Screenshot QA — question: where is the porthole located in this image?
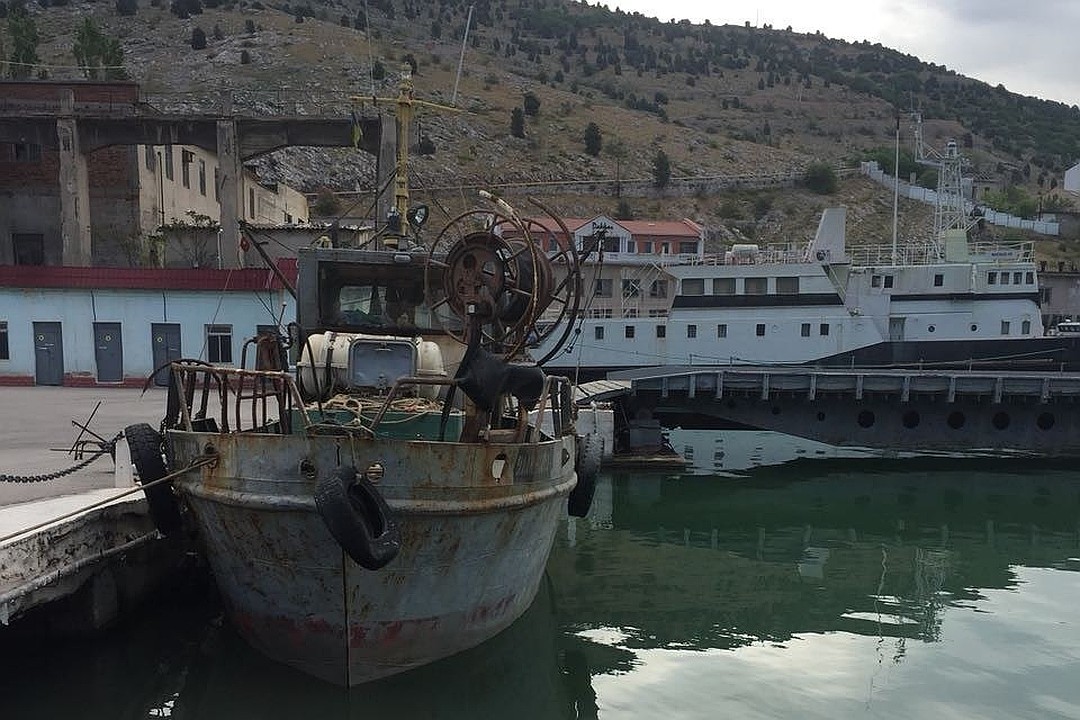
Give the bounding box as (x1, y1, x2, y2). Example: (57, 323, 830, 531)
(928, 325, 936, 333)
(902, 410, 920, 428)
(992, 412, 1010, 430)
(970, 324, 978, 332)
(857, 410, 875, 428)
(1037, 412, 1055, 430)
(947, 411, 965, 429)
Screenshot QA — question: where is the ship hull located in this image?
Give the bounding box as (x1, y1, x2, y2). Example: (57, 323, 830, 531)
(169, 430, 575, 686)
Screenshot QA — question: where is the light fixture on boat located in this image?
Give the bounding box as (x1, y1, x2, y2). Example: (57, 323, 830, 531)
(363, 462, 385, 483)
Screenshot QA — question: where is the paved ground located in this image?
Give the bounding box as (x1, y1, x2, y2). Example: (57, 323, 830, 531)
(0, 387, 168, 507)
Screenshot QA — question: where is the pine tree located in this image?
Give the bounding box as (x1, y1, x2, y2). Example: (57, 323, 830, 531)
(510, 107, 525, 139)
(583, 122, 602, 156)
(652, 149, 671, 188)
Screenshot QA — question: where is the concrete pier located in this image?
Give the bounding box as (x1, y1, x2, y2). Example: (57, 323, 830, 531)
(0, 387, 173, 628)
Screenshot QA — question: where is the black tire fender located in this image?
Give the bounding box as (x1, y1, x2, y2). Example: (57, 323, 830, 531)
(124, 423, 183, 537)
(568, 434, 600, 518)
(314, 466, 401, 570)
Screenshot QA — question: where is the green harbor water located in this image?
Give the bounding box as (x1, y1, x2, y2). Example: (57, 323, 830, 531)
(3, 430, 1080, 719)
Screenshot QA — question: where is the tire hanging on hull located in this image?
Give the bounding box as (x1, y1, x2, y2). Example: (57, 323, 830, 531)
(314, 466, 401, 570)
(124, 423, 184, 537)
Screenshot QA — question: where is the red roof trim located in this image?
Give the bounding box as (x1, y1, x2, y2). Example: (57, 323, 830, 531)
(0, 264, 298, 291)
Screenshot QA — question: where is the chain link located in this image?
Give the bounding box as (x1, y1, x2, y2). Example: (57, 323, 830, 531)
(0, 451, 110, 484)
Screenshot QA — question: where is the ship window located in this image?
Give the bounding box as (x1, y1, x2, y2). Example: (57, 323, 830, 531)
(1001, 273, 1010, 285)
(820, 323, 829, 336)
(745, 277, 768, 295)
(624, 308, 638, 319)
(988, 271, 997, 285)
(717, 323, 727, 338)
(0, 321, 8, 360)
(206, 324, 233, 364)
(649, 309, 668, 318)
(621, 279, 641, 298)
(1013, 272, 1022, 285)
(1025, 271, 1034, 284)
(776, 276, 799, 294)
(649, 279, 668, 298)
(594, 279, 613, 297)
(687, 324, 697, 338)
(682, 278, 705, 295)
(625, 325, 635, 339)
(756, 323, 766, 337)
(1022, 319, 1031, 334)
(871, 274, 882, 288)
(971, 324, 978, 332)
(712, 278, 735, 295)
(801, 323, 811, 337)
(933, 273, 944, 287)
(928, 325, 936, 332)
(1001, 320, 1010, 335)
(594, 326, 605, 340)
(657, 325, 666, 338)
(679, 241, 698, 255)
(884, 275, 894, 288)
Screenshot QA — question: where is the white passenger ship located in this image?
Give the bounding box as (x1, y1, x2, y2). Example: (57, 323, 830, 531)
(532, 208, 1077, 381)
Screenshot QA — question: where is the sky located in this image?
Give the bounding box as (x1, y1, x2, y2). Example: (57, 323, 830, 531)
(607, 1, 1080, 107)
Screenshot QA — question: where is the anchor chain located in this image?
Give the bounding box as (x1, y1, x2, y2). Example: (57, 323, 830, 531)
(0, 450, 110, 484)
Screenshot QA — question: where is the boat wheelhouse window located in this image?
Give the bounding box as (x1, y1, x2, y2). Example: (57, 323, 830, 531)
(594, 326, 605, 340)
(656, 325, 666, 338)
(207, 325, 233, 364)
(649, 279, 668, 298)
(801, 323, 811, 337)
(988, 271, 997, 284)
(1000, 273, 1010, 285)
(649, 309, 668, 318)
(933, 273, 944, 287)
(625, 325, 635, 339)
(776, 276, 799, 294)
(1013, 272, 1022, 285)
(622, 279, 641, 298)
(712, 277, 736, 295)
(884, 275, 894, 288)
(682, 278, 705, 295)
(1001, 321, 1010, 335)
(872, 274, 882, 288)
(717, 323, 727, 338)
(1026, 271, 1034, 284)
(679, 241, 698, 255)
(0, 320, 8, 360)
(687, 324, 697, 338)
(624, 308, 639, 319)
(744, 277, 768, 295)
(321, 267, 439, 332)
(820, 323, 829, 336)
(589, 308, 613, 319)
(756, 323, 765, 337)
(594, 279, 613, 297)
(1022, 319, 1031, 334)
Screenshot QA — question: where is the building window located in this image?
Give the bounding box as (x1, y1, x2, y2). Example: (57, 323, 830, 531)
(198, 159, 207, 196)
(988, 271, 997, 285)
(717, 323, 727, 338)
(0, 321, 8, 360)
(207, 324, 233, 363)
(589, 309, 613, 319)
(625, 325, 635, 339)
(12, 234, 45, 266)
(820, 323, 830, 336)
(682, 278, 705, 295)
(144, 145, 155, 171)
(1022, 319, 1031, 334)
(9, 143, 42, 162)
(1001, 320, 1010, 336)
(249, 187, 256, 218)
(687, 324, 697, 338)
(744, 277, 768, 295)
(164, 146, 174, 180)
(594, 279, 612, 297)
(181, 150, 193, 188)
(883, 275, 894, 289)
(649, 279, 668, 298)
(601, 236, 621, 254)
(776, 276, 799, 294)
(642, 241, 652, 254)
(214, 168, 220, 201)
(679, 241, 698, 255)
(933, 273, 944, 287)
(756, 323, 765, 337)
(622, 279, 641, 298)
(660, 242, 669, 254)
(594, 326, 605, 340)
(801, 323, 811, 337)
(1025, 272, 1034, 284)
(712, 277, 735, 295)
(656, 325, 666, 338)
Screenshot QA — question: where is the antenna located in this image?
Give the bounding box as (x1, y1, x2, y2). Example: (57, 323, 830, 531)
(362, 0, 375, 95)
(891, 112, 900, 265)
(452, 4, 475, 106)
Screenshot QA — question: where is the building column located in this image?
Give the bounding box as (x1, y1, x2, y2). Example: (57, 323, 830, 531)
(57, 90, 92, 266)
(216, 115, 242, 268)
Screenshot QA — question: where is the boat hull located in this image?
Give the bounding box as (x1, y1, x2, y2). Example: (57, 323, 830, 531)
(168, 430, 575, 686)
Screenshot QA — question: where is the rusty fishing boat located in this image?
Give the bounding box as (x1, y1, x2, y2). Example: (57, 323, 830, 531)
(125, 69, 593, 686)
